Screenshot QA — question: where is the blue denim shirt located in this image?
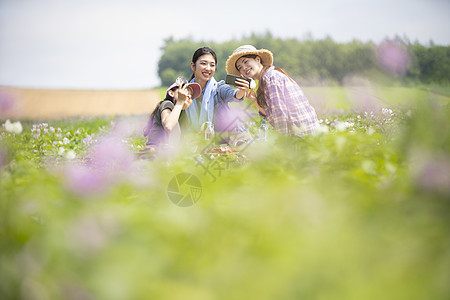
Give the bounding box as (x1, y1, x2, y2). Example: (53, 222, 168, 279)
(182, 80, 245, 132)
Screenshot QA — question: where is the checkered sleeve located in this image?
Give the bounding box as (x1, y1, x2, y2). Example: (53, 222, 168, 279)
(263, 68, 319, 136)
(263, 73, 290, 134)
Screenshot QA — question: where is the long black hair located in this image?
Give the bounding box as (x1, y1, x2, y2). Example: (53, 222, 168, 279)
(189, 47, 218, 81)
(143, 86, 178, 137)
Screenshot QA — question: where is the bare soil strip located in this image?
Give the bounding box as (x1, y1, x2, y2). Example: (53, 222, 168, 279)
(1, 87, 161, 120)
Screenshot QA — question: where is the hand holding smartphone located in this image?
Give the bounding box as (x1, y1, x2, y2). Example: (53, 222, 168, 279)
(225, 74, 255, 89)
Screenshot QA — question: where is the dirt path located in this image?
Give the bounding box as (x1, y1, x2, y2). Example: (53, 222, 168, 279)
(1, 87, 161, 120)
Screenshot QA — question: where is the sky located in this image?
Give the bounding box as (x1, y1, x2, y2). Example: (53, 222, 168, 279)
(0, 0, 449, 90)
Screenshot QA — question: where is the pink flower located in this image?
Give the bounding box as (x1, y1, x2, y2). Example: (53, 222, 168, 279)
(0, 92, 14, 112)
(64, 163, 109, 196)
(215, 105, 252, 132)
(411, 150, 450, 196)
(87, 136, 134, 173)
(62, 135, 136, 197)
(377, 40, 410, 76)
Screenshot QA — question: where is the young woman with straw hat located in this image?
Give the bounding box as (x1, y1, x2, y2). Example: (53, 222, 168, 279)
(226, 45, 319, 136)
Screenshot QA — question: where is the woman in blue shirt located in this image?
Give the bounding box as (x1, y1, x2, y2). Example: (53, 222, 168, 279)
(180, 47, 250, 133)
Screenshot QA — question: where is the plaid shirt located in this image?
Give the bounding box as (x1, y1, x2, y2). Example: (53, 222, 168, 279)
(261, 66, 319, 136)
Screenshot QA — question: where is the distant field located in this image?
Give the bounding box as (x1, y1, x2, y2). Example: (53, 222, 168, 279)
(0, 86, 161, 120)
(303, 85, 450, 114)
(1, 85, 448, 120)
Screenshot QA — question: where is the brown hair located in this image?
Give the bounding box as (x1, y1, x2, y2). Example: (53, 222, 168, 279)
(238, 54, 290, 109)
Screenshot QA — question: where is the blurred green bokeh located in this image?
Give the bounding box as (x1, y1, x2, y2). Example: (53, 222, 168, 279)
(0, 88, 449, 300)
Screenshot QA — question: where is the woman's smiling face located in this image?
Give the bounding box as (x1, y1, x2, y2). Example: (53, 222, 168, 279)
(235, 56, 263, 80)
(191, 53, 216, 82)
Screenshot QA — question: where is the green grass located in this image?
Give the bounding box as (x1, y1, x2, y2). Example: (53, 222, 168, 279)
(302, 85, 450, 112)
(0, 86, 449, 299)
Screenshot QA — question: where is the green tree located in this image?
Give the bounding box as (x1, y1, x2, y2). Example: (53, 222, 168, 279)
(157, 33, 450, 87)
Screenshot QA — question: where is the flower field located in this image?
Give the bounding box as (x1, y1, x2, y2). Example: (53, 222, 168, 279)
(1, 87, 449, 299)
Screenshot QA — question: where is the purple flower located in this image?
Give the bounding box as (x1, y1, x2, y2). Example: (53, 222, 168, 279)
(64, 163, 109, 196)
(82, 134, 93, 145)
(62, 135, 136, 197)
(215, 106, 251, 132)
(377, 40, 410, 76)
(111, 116, 147, 138)
(411, 150, 450, 195)
(0, 91, 15, 117)
(88, 136, 134, 173)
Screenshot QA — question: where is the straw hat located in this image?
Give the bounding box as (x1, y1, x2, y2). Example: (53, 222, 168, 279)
(226, 45, 273, 76)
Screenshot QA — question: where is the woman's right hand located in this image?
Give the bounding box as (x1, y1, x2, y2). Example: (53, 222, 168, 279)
(235, 78, 250, 91)
(234, 78, 251, 100)
(177, 85, 193, 110)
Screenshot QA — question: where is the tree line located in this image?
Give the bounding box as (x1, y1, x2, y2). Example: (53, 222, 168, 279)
(157, 32, 450, 87)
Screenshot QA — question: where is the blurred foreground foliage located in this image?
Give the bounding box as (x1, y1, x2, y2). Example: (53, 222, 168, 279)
(1, 94, 449, 299)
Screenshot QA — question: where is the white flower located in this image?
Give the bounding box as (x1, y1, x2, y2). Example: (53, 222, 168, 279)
(382, 108, 393, 116)
(63, 137, 70, 145)
(3, 120, 22, 134)
(13, 121, 23, 134)
(66, 150, 76, 160)
(4, 120, 13, 132)
(314, 124, 329, 135)
(58, 147, 65, 155)
(335, 121, 348, 132)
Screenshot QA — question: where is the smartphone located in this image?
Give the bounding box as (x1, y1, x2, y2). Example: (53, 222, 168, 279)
(225, 74, 251, 86)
